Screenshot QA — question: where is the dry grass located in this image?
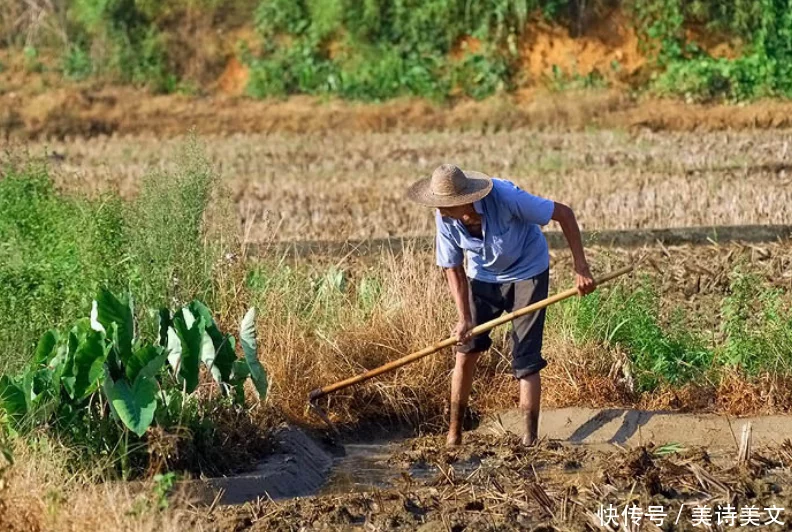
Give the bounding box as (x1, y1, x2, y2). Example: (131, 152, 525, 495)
(35, 128, 792, 244)
(0, 442, 200, 532)
(4, 127, 792, 528)
(245, 239, 792, 431)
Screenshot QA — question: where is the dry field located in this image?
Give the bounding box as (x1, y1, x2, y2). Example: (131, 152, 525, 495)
(255, 241, 792, 431)
(36, 128, 792, 243)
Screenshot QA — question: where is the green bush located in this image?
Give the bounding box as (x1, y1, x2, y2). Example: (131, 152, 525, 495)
(557, 270, 792, 391)
(61, 44, 94, 80)
(558, 277, 713, 392)
(69, 0, 176, 91)
(0, 140, 228, 374)
(246, 0, 565, 101)
(0, 158, 126, 374)
(126, 139, 219, 312)
(637, 0, 792, 101)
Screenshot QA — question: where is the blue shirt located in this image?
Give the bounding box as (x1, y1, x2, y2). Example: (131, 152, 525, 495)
(435, 178, 555, 283)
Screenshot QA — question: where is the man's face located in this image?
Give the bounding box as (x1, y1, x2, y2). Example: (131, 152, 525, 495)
(438, 204, 477, 223)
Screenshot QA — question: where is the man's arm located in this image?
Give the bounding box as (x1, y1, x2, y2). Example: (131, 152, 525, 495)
(550, 202, 596, 295)
(445, 265, 474, 343)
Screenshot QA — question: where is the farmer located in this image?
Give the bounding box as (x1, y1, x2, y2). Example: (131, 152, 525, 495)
(406, 164, 596, 447)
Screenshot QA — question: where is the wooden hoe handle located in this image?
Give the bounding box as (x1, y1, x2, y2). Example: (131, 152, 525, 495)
(308, 264, 634, 402)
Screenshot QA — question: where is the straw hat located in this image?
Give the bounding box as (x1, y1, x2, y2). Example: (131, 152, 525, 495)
(406, 164, 493, 207)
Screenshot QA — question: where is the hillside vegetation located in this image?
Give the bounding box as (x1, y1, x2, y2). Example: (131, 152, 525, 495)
(1, 0, 791, 103)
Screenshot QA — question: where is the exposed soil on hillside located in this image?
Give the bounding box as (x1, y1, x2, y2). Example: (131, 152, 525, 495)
(1, 6, 777, 141)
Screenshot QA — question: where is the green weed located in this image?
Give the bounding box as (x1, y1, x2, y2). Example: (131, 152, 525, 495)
(0, 288, 267, 479)
(246, 0, 566, 101)
(555, 276, 713, 392)
(0, 157, 126, 374)
(126, 138, 219, 313)
(720, 269, 792, 375)
(61, 44, 93, 81)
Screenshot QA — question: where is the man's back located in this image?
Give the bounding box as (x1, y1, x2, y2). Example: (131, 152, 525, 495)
(435, 178, 554, 283)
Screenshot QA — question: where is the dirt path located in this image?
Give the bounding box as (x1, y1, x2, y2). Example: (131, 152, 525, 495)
(485, 407, 792, 451)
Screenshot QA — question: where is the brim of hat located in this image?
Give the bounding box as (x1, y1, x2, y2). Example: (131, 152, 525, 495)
(405, 170, 493, 207)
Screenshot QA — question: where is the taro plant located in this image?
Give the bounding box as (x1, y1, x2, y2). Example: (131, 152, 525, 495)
(0, 289, 267, 439)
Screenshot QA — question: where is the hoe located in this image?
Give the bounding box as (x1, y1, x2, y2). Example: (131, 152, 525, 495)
(308, 264, 635, 433)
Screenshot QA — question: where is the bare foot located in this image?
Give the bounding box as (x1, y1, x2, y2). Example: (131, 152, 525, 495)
(521, 433, 537, 447)
(446, 431, 462, 447)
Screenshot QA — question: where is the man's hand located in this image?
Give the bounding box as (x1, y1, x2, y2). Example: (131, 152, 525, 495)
(454, 316, 475, 345)
(575, 263, 597, 296)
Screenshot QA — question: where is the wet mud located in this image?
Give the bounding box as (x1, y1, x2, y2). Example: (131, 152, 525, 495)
(210, 431, 792, 531)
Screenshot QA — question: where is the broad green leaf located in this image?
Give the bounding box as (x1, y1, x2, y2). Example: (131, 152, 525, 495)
(68, 318, 92, 348)
(90, 300, 105, 333)
(0, 376, 26, 424)
(188, 301, 235, 382)
(172, 311, 203, 393)
(95, 289, 135, 364)
(47, 344, 69, 378)
(103, 322, 123, 381)
(182, 307, 196, 328)
(187, 301, 216, 329)
(208, 333, 236, 384)
(126, 344, 168, 382)
(240, 308, 268, 400)
(62, 321, 92, 397)
(71, 329, 108, 399)
(103, 374, 157, 437)
(166, 326, 182, 371)
(33, 330, 59, 366)
(218, 335, 237, 381)
(21, 368, 59, 422)
(200, 330, 221, 383)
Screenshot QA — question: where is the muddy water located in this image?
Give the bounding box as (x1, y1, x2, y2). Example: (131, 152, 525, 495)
(321, 438, 482, 494)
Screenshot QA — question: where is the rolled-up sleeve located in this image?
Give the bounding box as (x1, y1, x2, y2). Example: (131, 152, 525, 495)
(435, 212, 463, 268)
(500, 181, 554, 226)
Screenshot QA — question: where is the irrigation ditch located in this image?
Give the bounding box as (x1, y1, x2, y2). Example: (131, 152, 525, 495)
(186, 406, 792, 532)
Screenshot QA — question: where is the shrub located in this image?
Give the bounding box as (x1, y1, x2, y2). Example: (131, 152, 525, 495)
(69, 0, 177, 91)
(0, 157, 126, 374)
(246, 0, 565, 101)
(61, 44, 94, 80)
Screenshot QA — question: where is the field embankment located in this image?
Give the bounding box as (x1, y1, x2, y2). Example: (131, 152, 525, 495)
(8, 89, 792, 141)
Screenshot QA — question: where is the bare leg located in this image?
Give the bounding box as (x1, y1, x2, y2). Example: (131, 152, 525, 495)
(519, 373, 541, 446)
(447, 351, 480, 447)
